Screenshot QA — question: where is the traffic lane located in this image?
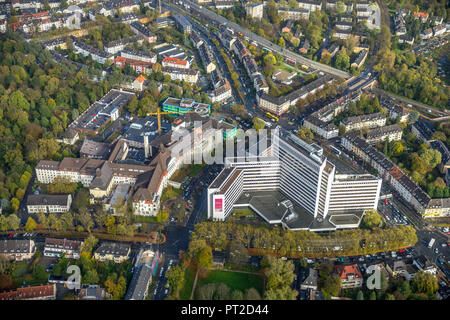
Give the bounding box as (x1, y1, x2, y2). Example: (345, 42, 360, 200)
(180, 0, 351, 78)
(153, 258, 173, 300)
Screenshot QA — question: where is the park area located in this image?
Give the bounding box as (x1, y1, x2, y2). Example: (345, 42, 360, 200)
(179, 267, 264, 300)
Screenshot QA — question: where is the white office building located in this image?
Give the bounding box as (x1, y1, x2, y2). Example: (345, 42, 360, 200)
(207, 128, 381, 231)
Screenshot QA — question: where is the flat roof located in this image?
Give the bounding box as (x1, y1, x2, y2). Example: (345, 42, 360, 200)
(234, 189, 364, 231)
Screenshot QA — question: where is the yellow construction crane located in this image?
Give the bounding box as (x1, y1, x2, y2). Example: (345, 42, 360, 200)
(147, 108, 172, 137)
(147, 108, 200, 136)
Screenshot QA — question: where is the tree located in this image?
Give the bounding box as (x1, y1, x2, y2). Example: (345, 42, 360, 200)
(77, 209, 94, 232)
(32, 265, 48, 282)
(227, 240, 249, 265)
(385, 293, 395, 300)
(60, 212, 73, 230)
(0, 274, 14, 291)
(278, 37, 286, 48)
(244, 288, 261, 300)
(335, 50, 350, 70)
(369, 291, 377, 300)
(72, 189, 90, 212)
(197, 283, 217, 300)
(156, 209, 169, 223)
(322, 274, 341, 297)
(47, 177, 78, 194)
(196, 246, 213, 269)
(399, 281, 411, 299)
(7, 214, 20, 231)
(264, 286, 298, 300)
(431, 131, 447, 142)
(297, 127, 314, 143)
(166, 265, 185, 298)
(152, 62, 162, 73)
(338, 124, 346, 136)
(419, 149, 442, 169)
(25, 217, 37, 232)
(263, 256, 297, 300)
(81, 234, 98, 256)
(83, 269, 99, 285)
(362, 209, 382, 229)
(412, 270, 438, 295)
(356, 290, 364, 300)
(253, 117, 265, 132)
(231, 290, 244, 300)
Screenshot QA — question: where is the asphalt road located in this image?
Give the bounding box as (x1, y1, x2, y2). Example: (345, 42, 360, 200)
(167, 0, 351, 79)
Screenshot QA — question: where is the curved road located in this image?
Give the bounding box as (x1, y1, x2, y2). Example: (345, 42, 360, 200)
(166, 0, 351, 79)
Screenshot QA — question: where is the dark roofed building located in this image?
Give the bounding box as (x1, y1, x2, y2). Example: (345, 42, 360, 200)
(0, 284, 56, 300)
(27, 194, 72, 214)
(0, 239, 36, 261)
(94, 242, 131, 263)
(80, 140, 111, 159)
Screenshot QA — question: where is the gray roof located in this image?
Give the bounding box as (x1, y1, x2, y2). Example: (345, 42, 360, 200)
(125, 264, 153, 300)
(27, 194, 71, 206)
(94, 242, 131, 258)
(0, 240, 34, 254)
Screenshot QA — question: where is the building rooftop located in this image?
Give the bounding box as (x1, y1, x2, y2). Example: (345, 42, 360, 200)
(94, 242, 131, 257)
(0, 239, 34, 254)
(27, 194, 71, 207)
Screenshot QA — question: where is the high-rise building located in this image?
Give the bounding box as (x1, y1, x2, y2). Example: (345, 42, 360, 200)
(207, 128, 382, 231)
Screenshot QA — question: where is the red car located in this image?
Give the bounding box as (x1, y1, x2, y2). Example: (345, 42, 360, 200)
(9, 233, 14, 238)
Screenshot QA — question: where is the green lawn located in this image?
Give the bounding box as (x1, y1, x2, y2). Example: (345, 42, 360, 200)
(180, 266, 196, 300)
(278, 64, 295, 73)
(160, 187, 183, 203)
(195, 270, 264, 297)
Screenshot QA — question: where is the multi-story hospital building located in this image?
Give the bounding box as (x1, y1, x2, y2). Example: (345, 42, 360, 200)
(207, 129, 382, 231)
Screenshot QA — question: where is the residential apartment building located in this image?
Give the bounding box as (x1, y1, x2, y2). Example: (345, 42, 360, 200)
(303, 115, 339, 139)
(334, 264, 363, 289)
(162, 66, 199, 83)
(44, 238, 83, 259)
(297, 0, 322, 11)
(351, 49, 368, 68)
(71, 36, 113, 64)
(257, 75, 334, 115)
(246, 3, 264, 19)
(0, 284, 56, 300)
(94, 242, 131, 263)
(341, 132, 432, 216)
(198, 43, 216, 73)
(162, 56, 190, 69)
(340, 113, 386, 132)
(172, 14, 192, 34)
(365, 124, 403, 144)
(104, 35, 144, 54)
(130, 21, 157, 43)
(277, 8, 310, 21)
(0, 240, 36, 261)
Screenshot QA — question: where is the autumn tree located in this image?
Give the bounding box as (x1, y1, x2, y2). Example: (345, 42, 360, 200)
(25, 217, 37, 232)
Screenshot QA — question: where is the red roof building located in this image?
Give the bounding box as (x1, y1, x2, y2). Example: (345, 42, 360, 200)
(114, 56, 153, 75)
(161, 56, 189, 69)
(0, 284, 56, 300)
(334, 264, 363, 289)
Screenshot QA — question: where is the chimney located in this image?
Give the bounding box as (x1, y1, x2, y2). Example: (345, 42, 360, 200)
(144, 135, 149, 159)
